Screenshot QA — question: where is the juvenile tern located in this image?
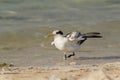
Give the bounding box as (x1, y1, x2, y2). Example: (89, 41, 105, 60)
(47, 30, 102, 60)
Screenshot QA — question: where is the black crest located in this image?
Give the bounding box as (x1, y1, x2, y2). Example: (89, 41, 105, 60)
(56, 31, 63, 35)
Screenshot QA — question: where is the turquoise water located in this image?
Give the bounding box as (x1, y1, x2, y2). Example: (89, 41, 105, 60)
(0, 0, 120, 67)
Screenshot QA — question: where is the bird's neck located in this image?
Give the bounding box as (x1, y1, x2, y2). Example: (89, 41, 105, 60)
(54, 34, 64, 39)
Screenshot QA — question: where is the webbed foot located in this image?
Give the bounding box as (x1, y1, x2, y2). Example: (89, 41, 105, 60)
(64, 52, 75, 60)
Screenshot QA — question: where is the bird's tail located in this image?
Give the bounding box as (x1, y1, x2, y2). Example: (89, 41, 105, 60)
(83, 32, 102, 38)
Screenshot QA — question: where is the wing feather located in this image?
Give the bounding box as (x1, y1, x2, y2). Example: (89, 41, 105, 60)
(65, 32, 85, 41)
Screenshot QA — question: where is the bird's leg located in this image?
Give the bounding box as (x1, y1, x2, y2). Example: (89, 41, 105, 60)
(64, 52, 68, 60)
(64, 54, 67, 60)
(68, 52, 75, 58)
(64, 52, 75, 60)
(72, 52, 75, 56)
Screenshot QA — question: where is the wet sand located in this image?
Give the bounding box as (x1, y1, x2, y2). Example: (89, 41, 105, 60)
(0, 62, 120, 80)
(0, 40, 119, 80)
(0, 42, 119, 80)
(0, 44, 120, 66)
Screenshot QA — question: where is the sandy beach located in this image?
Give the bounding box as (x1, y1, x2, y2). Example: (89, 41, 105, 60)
(0, 62, 120, 80)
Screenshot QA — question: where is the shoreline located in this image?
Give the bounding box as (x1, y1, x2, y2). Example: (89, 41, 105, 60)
(0, 62, 120, 80)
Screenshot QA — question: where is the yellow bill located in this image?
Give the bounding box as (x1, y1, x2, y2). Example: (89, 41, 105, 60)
(46, 34, 55, 38)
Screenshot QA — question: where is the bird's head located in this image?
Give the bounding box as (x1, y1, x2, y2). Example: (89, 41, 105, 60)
(47, 30, 63, 37)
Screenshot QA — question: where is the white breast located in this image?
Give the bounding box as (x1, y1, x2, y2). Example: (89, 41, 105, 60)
(54, 35, 67, 51)
(54, 35, 80, 52)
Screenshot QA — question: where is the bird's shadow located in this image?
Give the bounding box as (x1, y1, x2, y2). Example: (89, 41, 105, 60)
(75, 56, 120, 60)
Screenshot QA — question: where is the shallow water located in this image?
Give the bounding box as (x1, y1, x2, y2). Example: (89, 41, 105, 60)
(0, 0, 120, 67)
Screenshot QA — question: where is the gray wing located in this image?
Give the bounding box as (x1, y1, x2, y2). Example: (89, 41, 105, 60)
(65, 32, 81, 38)
(64, 32, 87, 45)
(64, 31, 102, 45)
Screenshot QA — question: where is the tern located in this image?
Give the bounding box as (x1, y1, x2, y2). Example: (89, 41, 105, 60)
(47, 30, 102, 60)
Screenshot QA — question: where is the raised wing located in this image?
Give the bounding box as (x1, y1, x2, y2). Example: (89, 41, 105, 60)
(65, 32, 84, 41)
(65, 31, 102, 45)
